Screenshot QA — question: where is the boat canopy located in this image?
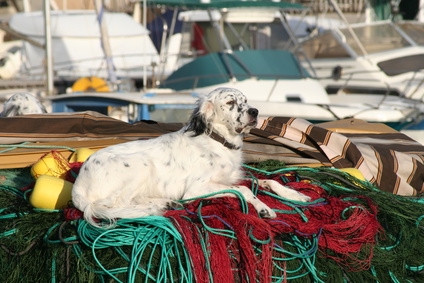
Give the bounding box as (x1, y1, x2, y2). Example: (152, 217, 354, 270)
(161, 49, 311, 90)
(8, 10, 160, 79)
(10, 10, 151, 38)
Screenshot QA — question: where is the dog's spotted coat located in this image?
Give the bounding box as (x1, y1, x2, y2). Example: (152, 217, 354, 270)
(72, 87, 310, 227)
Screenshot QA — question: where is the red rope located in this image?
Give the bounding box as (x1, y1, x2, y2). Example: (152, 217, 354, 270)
(167, 197, 274, 283)
(166, 174, 382, 281)
(32, 150, 71, 178)
(63, 206, 84, 221)
(65, 162, 83, 183)
(57, 156, 381, 280)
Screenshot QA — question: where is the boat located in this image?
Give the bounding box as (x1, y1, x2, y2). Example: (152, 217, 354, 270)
(296, 20, 424, 101)
(0, 6, 200, 124)
(150, 4, 423, 131)
(4, 9, 160, 91)
(49, 89, 197, 123)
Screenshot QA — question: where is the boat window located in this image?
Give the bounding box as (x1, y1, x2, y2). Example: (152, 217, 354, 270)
(378, 54, 424, 76)
(223, 21, 293, 51)
(192, 22, 219, 54)
(340, 23, 411, 55)
(397, 22, 424, 46)
(300, 32, 351, 59)
(185, 20, 295, 55)
(178, 22, 221, 57)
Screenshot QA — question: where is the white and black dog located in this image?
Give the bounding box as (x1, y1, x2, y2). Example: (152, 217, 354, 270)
(0, 92, 47, 117)
(72, 87, 310, 227)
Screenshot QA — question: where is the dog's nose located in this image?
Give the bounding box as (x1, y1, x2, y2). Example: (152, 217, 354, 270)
(248, 108, 258, 118)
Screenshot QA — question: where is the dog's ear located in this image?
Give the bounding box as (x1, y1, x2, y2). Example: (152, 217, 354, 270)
(185, 106, 207, 136)
(185, 96, 215, 136)
(0, 105, 19, 117)
(198, 99, 215, 122)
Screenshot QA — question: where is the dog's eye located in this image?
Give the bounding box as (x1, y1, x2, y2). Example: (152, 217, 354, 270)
(227, 100, 235, 106)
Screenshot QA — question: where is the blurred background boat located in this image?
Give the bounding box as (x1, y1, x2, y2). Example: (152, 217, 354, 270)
(148, 1, 424, 131)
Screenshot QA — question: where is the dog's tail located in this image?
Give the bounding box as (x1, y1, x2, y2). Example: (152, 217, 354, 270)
(80, 202, 166, 228)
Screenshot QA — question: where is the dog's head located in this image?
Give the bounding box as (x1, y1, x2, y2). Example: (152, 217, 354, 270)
(0, 92, 47, 117)
(185, 87, 258, 136)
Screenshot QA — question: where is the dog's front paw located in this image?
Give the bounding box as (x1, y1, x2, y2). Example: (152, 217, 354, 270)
(259, 208, 277, 218)
(290, 191, 311, 203)
(259, 180, 311, 203)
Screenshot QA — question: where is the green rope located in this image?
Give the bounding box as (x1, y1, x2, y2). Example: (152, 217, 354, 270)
(77, 216, 193, 282)
(0, 142, 76, 154)
(180, 188, 250, 214)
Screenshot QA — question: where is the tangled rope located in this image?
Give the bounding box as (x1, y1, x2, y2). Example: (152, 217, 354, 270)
(165, 166, 381, 283)
(1, 162, 424, 282)
(76, 217, 193, 283)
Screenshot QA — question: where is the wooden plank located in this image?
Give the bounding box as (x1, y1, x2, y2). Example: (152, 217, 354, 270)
(317, 118, 398, 134)
(0, 139, 128, 169)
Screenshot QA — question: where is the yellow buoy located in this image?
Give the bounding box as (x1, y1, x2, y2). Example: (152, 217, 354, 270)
(339, 168, 366, 181)
(68, 148, 96, 163)
(30, 175, 73, 210)
(71, 76, 110, 92)
(31, 151, 71, 179)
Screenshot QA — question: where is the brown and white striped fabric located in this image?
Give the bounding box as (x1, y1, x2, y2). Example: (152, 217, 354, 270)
(244, 117, 424, 196)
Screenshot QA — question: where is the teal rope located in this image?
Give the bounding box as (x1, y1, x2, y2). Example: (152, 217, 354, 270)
(51, 250, 57, 283)
(196, 201, 237, 239)
(0, 184, 26, 198)
(244, 170, 260, 195)
(271, 235, 322, 282)
(188, 218, 214, 282)
(179, 188, 250, 214)
(77, 216, 193, 283)
(0, 142, 76, 154)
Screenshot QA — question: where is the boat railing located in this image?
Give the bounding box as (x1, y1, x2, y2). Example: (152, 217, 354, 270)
(340, 69, 424, 100)
(301, 63, 424, 97)
(309, 68, 403, 96)
(162, 72, 312, 90)
(401, 70, 424, 101)
(19, 52, 160, 76)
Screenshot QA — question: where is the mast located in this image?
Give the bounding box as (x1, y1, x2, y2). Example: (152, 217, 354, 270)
(44, 0, 54, 95)
(94, 0, 117, 90)
(142, 0, 147, 89)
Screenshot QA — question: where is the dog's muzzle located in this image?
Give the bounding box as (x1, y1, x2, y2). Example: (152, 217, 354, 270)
(248, 108, 259, 118)
(236, 107, 259, 133)
(248, 107, 258, 126)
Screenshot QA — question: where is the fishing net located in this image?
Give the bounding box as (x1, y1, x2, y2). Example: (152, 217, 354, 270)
(1, 158, 424, 282)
